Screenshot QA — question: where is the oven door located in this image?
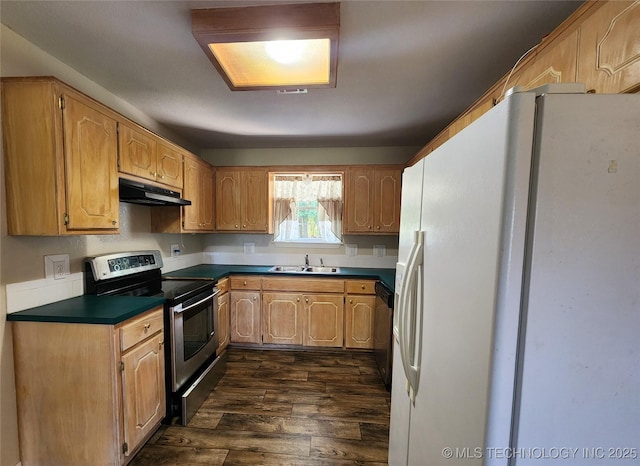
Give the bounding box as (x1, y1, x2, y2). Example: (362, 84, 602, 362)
(170, 288, 219, 391)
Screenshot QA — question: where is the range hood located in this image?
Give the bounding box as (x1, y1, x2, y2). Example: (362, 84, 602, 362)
(119, 178, 192, 206)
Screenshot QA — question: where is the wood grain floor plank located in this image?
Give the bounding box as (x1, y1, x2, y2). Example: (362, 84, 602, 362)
(216, 413, 362, 440)
(310, 436, 389, 463)
(129, 444, 228, 465)
(260, 360, 363, 375)
(359, 422, 390, 443)
(292, 403, 390, 424)
(187, 411, 223, 429)
(217, 377, 327, 393)
(263, 391, 389, 409)
(223, 450, 388, 466)
(157, 426, 311, 456)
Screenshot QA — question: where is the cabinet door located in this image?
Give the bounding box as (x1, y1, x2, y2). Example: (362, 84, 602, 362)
(215, 169, 242, 230)
(118, 123, 157, 182)
(303, 294, 344, 347)
(345, 167, 373, 233)
(183, 155, 214, 231)
(374, 168, 401, 233)
(62, 93, 119, 231)
(230, 291, 262, 344)
(156, 141, 184, 189)
(507, 30, 579, 91)
(345, 295, 375, 349)
(121, 332, 165, 457)
(242, 169, 269, 232)
(577, 1, 640, 94)
(263, 292, 303, 345)
(217, 292, 230, 353)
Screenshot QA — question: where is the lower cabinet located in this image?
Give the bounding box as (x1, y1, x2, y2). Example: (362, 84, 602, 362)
(216, 278, 230, 353)
(345, 280, 377, 349)
(303, 294, 345, 347)
(345, 295, 376, 349)
(11, 307, 165, 466)
(230, 290, 262, 344)
(223, 276, 380, 350)
(262, 292, 304, 345)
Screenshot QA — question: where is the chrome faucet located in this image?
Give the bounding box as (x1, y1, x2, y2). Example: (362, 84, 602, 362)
(305, 254, 309, 267)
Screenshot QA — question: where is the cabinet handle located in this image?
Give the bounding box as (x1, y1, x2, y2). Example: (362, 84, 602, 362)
(368, 225, 372, 229)
(160, 175, 165, 179)
(296, 297, 300, 302)
(243, 281, 247, 286)
(253, 296, 257, 301)
(361, 285, 365, 289)
(144, 323, 150, 332)
(376, 225, 380, 230)
(349, 299, 353, 304)
(242, 224, 246, 229)
(305, 298, 309, 303)
(112, 220, 118, 226)
(235, 224, 239, 229)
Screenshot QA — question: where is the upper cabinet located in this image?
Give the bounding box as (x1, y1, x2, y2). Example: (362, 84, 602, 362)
(344, 166, 402, 235)
(183, 153, 215, 232)
(215, 168, 269, 232)
(2, 77, 120, 235)
(118, 121, 184, 190)
(576, 1, 640, 94)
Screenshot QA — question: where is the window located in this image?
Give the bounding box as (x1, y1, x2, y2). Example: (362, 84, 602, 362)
(272, 173, 343, 244)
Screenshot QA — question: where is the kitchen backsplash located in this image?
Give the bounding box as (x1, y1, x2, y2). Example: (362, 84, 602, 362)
(5, 252, 204, 314)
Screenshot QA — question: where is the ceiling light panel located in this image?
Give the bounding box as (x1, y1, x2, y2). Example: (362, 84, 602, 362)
(191, 3, 340, 91)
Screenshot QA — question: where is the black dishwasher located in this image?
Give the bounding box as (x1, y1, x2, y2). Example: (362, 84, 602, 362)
(373, 281, 394, 389)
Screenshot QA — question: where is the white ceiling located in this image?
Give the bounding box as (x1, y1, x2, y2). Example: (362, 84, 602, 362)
(0, 0, 581, 151)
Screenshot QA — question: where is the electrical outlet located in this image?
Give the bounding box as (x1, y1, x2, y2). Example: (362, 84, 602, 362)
(45, 254, 70, 280)
(244, 242, 255, 254)
(171, 244, 181, 257)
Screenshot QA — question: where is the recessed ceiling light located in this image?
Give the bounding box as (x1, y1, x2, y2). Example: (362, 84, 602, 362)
(191, 3, 340, 91)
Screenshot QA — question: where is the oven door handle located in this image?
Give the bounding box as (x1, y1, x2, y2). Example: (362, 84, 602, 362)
(172, 289, 219, 315)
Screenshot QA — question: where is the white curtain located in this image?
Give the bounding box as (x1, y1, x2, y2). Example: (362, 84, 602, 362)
(272, 174, 342, 241)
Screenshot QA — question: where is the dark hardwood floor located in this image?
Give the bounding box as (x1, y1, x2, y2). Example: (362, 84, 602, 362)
(130, 347, 391, 466)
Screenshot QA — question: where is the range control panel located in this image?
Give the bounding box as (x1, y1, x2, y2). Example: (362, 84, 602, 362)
(85, 250, 164, 280)
(108, 254, 157, 272)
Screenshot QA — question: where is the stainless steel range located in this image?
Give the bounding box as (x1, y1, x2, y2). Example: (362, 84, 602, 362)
(84, 250, 226, 425)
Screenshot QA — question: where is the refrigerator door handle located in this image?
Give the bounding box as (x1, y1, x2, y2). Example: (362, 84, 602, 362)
(400, 230, 424, 401)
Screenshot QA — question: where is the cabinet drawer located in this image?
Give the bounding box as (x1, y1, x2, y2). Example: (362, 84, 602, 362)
(345, 280, 376, 295)
(216, 277, 229, 294)
(262, 277, 345, 293)
(230, 276, 262, 290)
(119, 307, 164, 352)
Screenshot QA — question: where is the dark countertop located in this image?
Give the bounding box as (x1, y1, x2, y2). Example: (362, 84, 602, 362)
(7, 265, 395, 325)
(163, 264, 396, 292)
(6, 295, 166, 325)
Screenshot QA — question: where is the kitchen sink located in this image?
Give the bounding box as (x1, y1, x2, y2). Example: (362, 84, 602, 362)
(268, 265, 341, 274)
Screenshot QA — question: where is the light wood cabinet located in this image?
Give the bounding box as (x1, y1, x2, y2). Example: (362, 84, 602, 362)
(2, 77, 120, 235)
(217, 278, 230, 353)
(345, 279, 376, 349)
(344, 166, 402, 234)
(11, 307, 165, 465)
(215, 167, 269, 232)
(303, 294, 344, 347)
(577, 0, 640, 94)
(262, 292, 304, 345)
(118, 121, 183, 189)
(230, 276, 262, 344)
(183, 153, 215, 232)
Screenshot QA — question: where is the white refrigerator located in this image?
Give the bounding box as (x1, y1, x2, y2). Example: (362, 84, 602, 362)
(389, 84, 640, 466)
